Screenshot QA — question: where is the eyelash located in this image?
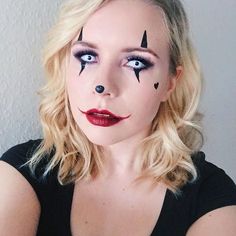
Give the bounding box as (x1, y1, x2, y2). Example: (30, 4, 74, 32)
(126, 56, 153, 70)
(73, 49, 154, 71)
(73, 50, 97, 64)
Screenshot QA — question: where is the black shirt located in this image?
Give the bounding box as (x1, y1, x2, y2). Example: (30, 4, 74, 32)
(1, 139, 236, 236)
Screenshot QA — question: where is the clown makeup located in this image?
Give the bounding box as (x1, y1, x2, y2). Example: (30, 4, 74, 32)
(78, 27, 83, 41)
(77, 28, 86, 75)
(132, 30, 150, 82)
(67, 0, 179, 147)
(141, 30, 148, 48)
(154, 82, 159, 90)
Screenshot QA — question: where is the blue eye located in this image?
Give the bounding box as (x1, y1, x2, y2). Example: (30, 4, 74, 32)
(126, 56, 153, 70)
(73, 50, 97, 64)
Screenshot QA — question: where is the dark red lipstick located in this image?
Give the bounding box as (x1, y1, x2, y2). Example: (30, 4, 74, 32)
(80, 109, 130, 127)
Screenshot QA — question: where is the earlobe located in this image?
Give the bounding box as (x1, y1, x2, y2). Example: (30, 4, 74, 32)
(161, 66, 183, 102)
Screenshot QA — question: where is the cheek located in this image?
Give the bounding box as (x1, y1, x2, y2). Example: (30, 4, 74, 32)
(66, 60, 89, 99)
(130, 69, 168, 100)
(66, 65, 77, 100)
(66, 63, 82, 119)
(142, 92, 162, 116)
(66, 80, 78, 122)
(128, 84, 163, 121)
(67, 58, 80, 80)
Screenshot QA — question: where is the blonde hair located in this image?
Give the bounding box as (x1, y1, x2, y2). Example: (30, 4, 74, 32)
(28, 0, 204, 194)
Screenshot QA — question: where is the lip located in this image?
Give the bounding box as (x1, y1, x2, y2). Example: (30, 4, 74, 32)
(79, 108, 130, 127)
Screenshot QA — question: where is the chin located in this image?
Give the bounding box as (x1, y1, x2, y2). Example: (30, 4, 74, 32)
(79, 126, 128, 147)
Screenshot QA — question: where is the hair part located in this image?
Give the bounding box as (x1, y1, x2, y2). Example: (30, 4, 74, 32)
(27, 0, 204, 195)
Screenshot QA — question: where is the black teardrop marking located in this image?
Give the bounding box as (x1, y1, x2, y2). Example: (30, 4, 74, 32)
(78, 27, 83, 41)
(154, 82, 159, 90)
(79, 62, 86, 75)
(141, 30, 148, 48)
(134, 69, 141, 83)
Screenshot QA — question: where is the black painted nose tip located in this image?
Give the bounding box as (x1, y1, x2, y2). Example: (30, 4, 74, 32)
(95, 85, 105, 93)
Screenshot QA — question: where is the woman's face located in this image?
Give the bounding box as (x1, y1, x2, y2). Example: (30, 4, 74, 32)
(67, 0, 179, 146)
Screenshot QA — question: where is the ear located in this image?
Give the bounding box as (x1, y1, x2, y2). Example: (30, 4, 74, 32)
(161, 66, 183, 102)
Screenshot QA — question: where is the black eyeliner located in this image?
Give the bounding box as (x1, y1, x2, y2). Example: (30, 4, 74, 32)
(73, 49, 97, 62)
(127, 55, 154, 69)
(73, 49, 97, 76)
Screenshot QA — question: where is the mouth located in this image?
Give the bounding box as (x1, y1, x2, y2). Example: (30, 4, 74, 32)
(79, 108, 130, 127)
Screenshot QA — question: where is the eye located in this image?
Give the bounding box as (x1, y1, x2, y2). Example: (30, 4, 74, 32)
(126, 56, 153, 70)
(127, 60, 145, 69)
(80, 54, 96, 63)
(73, 50, 97, 64)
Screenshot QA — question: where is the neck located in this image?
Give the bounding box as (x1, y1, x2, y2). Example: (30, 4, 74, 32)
(100, 127, 150, 178)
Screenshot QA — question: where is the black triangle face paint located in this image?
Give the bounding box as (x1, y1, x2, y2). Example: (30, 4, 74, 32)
(79, 62, 86, 75)
(141, 30, 148, 48)
(78, 27, 83, 41)
(133, 30, 148, 82)
(77, 27, 85, 75)
(134, 69, 141, 82)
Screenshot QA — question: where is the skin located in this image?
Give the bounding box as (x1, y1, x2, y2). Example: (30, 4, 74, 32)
(66, 0, 236, 235)
(67, 0, 180, 153)
(67, 1, 180, 234)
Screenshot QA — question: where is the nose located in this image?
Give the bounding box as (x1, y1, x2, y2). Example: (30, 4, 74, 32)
(92, 62, 120, 98)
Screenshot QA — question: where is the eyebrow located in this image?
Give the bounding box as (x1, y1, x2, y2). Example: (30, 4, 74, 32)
(72, 41, 160, 59)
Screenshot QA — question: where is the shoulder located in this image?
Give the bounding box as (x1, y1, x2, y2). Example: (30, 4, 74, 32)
(0, 140, 42, 235)
(190, 151, 236, 214)
(1, 139, 42, 165)
(185, 151, 236, 235)
(0, 139, 57, 199)
(0, 139, 44, 186)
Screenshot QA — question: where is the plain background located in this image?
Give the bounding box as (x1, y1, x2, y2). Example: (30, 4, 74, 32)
(0, 0, 235, 181)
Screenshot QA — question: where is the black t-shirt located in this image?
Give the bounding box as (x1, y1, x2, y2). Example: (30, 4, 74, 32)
(1, 139, 236, 236)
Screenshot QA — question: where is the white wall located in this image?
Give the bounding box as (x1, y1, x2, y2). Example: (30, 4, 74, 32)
(183, 0, 236, 180)
(0, 0, 235, 180)
(0, 0, 63, 151)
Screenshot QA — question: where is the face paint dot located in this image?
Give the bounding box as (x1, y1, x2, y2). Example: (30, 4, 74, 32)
(95, 85, 105, 93)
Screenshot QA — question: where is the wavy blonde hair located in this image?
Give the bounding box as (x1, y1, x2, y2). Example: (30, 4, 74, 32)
(28, 0, 204, 194)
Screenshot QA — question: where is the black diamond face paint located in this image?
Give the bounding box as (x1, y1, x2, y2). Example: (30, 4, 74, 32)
(133, 30, 148, 82)
(154, 82, 159, 90)
(77, 28, 86, 75)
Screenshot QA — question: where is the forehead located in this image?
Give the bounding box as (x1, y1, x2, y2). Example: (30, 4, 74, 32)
(76, 0, 169, 52)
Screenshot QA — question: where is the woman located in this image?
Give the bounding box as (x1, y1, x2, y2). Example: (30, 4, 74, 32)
(0, 0, 236, 235)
